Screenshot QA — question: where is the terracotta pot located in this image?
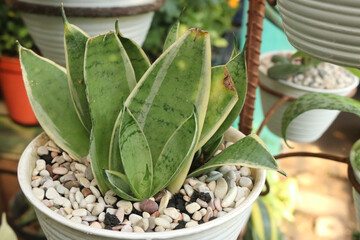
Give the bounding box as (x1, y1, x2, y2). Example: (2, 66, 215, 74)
(0, 56, 38, 125)
(18, 127, 266, 240)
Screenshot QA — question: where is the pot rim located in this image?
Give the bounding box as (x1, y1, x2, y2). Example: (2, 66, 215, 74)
(18, 127, 266, 239)
(7, 0, 165, 17)
(259, 50, 359, 94)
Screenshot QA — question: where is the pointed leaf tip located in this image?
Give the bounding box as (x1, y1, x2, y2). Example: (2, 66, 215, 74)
(61, 4, 68, 24)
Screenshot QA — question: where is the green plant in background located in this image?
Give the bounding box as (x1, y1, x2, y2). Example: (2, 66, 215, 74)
(267, 51, 321, 80)
(0, 213, 17, 240)
(0, 2, 33, 56)
(19, 8, 285, 201)
(142, 0, 238, 61)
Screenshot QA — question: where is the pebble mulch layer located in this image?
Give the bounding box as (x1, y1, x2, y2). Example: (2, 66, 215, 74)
(261, 53, 357, 89)
(31, 140, 254, 232)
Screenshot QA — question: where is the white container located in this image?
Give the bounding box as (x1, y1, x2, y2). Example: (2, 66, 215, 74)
(259, 51, 359, 143)
(16, 0, 163, 66)
(278, 0, 360, 68)
(18, 127, 266, 240)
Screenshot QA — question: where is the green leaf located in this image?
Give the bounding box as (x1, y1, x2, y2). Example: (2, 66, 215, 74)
(197, 65, 238, 148)
(84, 31, 137, 193)
(119, 108, 153, 199)
(115, 20, 151, 81)
(271, 55, 289, 64)
(152, 109, 199, 195)
(207, 47, 247, 144)
(188, 133, 286, 178)
(0, 213, 17, 240)
(202, 134, 224, 163)
(281, 93, 360, 146)
(125, 28, 211, 164)
(104, 170, 140, 201)
(19, 46, 89, 160)
(163, 20, 180, 52)
(62, 7, 91, 132)
(267, 63, 307, 79)
(109, 111, 123, 173)
(264, 2, 283, 32)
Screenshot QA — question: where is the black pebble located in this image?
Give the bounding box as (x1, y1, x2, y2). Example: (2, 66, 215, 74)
(174, 220, 186, 230)
(190, 191, 200, 202)
(40, 153, 53, 164)
(198, 192, 212, 203)
(168, 193, 186, 213)
(104, 213, 120, 227)
(131, 207, 142, 216)
(198, 219, 204, 224)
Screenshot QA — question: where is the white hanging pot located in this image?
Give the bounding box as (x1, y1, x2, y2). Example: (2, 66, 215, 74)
(259, 51, 359, 143)
(278, 0, 360, 68)
(8, 0, 165, 66)
(18, 127, 266, 240)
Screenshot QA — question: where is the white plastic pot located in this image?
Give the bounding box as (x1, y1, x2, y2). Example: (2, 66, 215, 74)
(278, 0, 360, 68)
(259, 50, 359, 143)
(18, 127, 266, 240)
(12, 0, 164, 66)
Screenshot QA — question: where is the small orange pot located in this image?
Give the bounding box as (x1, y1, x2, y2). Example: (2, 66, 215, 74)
(0, 56, 38, 125)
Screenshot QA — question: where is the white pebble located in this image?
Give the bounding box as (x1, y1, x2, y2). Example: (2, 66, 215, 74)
(184, 184, 194, 197)
(155, 226, 165, 232)
(185, 202, 201, 214)
(92, 203, 105, 216)
(121, 224, 133, 232)
(133, 226, 144, 233)
(239, 167, 251, 177)
(214, 178, 228, 199)
(75, 163, 87, 173)
(163, 208, 180, 220)
(46, 187, 60, 200)
(182, 213, 191, 222)
(116, 208, 124, 222)
(222, 186, 237, 208)
(90, 222, 102, 229)
(75, 191, 84, 203)
(104, 194, 117, 205)
(155, 217, 170, 229)
(40, 170, 50, 177)
(159, 214, 172, 223)
(72, 209, 87, 217)
(98, 212, 105, 222)
(192, 211, 202, 221)
(78, 177, 90, 188)
(84, 195, 96, 204)
(32, 188, 45, 200)
(36, 159, 46, 171)
(239, 177, 253, 189)
(129, 214, 142, 225)
(185, 220, 198, 228)
(116, 200, 133, 215)
(89, 186, 101, 198)
(208, 181, 216, 192)
(158, 191, 171, 214)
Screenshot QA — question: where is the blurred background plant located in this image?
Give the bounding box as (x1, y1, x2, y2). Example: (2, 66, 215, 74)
(0, 1, 34, 57)
(142, 0, 239, 61)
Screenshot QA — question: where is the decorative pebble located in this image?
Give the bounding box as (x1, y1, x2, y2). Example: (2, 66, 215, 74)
(140, 199, 158, 214)
(33, 188, 45, 200)
(133, 226, 144, 233)
(155, 217, 170, 229)
(53, 167, 68, 175)
(205, 172, 223, 182)
(89, 186, 101, 198)
(116, 200, 133, 215)
(214, 178, 228, 199)
(239, 167, 251, 177)
(155, 226, 165, 232)
(72, 209, 87, 217)
(104, 194, 117, 205)
(71, 216, 82, 224)
(78, 177, 91, 188)
(222, 186, 237, 208)
(163, 208, 180, 220)
(98, 212, 106, 222)
(158, 191, 171, 214)
(239, 177, 253, 189)
(92, 203, 105, 216)
(90, 222, 102, 229)
(121, 224, 133, 232)
(185, 220, 198, 228)
(184, 184, 194, 197)
(185, 202, 201, 214)
(85, 195, 96, 204)
(40, 170, 50, 177)
(129, 214, 142, 225)
(46, 187, 60, 200)
(115, 207, 124, 223)
(36, 159, 46, 171)
(192, 211, 202, 221)
(75, 163, 87, 173)
(37, 146, 49, 156)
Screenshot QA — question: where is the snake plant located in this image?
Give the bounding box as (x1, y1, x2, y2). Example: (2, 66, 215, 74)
(19, 9, 284, 201)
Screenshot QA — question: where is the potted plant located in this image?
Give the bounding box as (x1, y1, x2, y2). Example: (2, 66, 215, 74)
(258, 50, 359, 142)
(277, 0, 360, 68)
(7, 0, 165, 66)
(17, 9, 285, 240)
(0, 2, 38, 125)
(280, 92, 360, 231)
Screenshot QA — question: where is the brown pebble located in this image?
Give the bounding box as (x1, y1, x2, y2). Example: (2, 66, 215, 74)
(46, 164, 54, 177)
(183, 196, 191, 202)
(81, 188, 92, 197)
(64, 180, 81, 189)
(51, 151, 58, 158)
(140, 199, 158, 214)
(173, 213, 183, 223)
(151, 211, 160, 218)
(53, 174, 60, 180)
(153, 189, 166, 202)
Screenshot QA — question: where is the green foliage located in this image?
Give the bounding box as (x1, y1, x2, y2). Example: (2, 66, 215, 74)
(267, 51, 321, 80)
(142, 0, 238, 60)
(0, 3, 33, 57)
(281, 93, 360, 147)
(19, 10, 283, 200)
